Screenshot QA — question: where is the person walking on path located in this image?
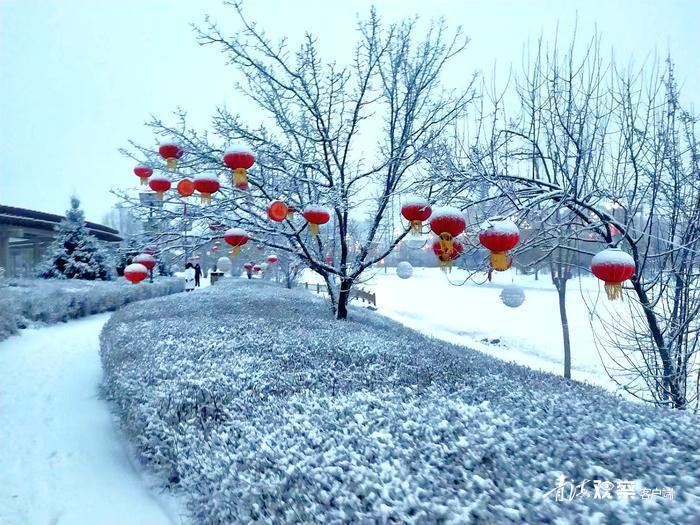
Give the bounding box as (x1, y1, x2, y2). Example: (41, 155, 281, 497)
(184, 263, 196, 292)
(194, 263, 202, 287)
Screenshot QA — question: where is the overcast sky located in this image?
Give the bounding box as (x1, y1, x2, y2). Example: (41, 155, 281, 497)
(1, 0, 698, 223)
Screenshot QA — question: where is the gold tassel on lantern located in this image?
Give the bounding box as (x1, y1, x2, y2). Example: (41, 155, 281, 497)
(140, 178, 147, 186)
(438, 232, 454, 254)
(155, 192, 164, 201)
(411, 220, 423, 234)
(439, 259, 453, 273)
(231, 246, 241, 256)
(232, 168, 247, 187)
(604, 282, 623, 300)
(310, 223, 320, 235)
(166, 158, 177, 170)
(490, 252, 509, 271)
(200, 193, 211, 205)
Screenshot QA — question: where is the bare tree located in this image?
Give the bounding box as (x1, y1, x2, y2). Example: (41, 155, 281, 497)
(446, 31, 700, 409)
(116, 3, 475, 320)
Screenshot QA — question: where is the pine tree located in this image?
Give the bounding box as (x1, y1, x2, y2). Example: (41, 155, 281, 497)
(38, 197, 112, 280)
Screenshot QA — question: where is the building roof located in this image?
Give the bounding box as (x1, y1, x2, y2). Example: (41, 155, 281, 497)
(0, 205, 123, 242)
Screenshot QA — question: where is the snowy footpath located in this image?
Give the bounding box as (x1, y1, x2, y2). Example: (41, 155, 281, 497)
(0, 313, 182, 525)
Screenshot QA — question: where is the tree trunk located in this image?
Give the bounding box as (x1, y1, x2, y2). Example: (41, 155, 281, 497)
(631, 278, 684, 407)
(336, 278, 353, 320)
(556, 278, 571, 379)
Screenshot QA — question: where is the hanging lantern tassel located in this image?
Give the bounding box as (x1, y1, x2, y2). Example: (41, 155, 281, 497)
(411, 220, 423, 234)
(604, 282, 623, 301)
(232, 168, 247, 187)
(200, 192, 211, 205)
(439, 258, 453, 273)
(490, 251, 510, 271)
(438, 232, 454, 253)
(166, 157, 177, 170)
(231, 246, 241, 256)
(140, 178, 147, 186)
(310, 223, 320, 235)
(155, 191, 164, 201)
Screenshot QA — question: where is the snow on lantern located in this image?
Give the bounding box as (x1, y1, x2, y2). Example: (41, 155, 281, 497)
(133, 253, 156, 271)
(401, 196, 432, 235)
(429, 207, 466, 255)
(159, 142, 184, 170)
(148, 174, 171, 200)
(253, 264, 262, 273)
(267, 255, 278, 264)
(267, 199, 291, 222)
(193, 174, 220, 204)
(177, 178, 195, 197)
(396, 261, 413, 279)
(223, 144, 255, 188)
(591, 247, 635, 300)
(479, 219, 520, 271)
(133, 165, 153, 186)
(124, 263, 148, 284)
(224, 227, 249, 255)
(432, 237, 464, 272)
(303, 205, 331, 235)
(500, 284, 525, 308)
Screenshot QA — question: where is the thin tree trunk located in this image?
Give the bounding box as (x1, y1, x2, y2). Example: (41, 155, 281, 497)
(556, 278, 571, 379)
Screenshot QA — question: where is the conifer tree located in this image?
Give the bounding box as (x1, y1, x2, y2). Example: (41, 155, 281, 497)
(38, 197, 112, 280)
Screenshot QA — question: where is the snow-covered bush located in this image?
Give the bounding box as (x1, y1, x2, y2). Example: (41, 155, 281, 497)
(0, 277, 184, 340)
(101, 280, 699, 524)
(0, 293, 19, 340)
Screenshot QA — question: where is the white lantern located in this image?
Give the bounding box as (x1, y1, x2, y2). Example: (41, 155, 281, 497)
(217, 256, 232, 274)
(396, 261, 413, 279)
(500, 284, 525, 308)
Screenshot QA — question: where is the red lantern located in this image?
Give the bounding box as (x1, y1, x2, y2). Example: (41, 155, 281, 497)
(401, 196, 431, 234)
(223, 144, 255, 189)
(591, 248, 635, 300)
(148, 174, 171, 200)
(302, 205, 331, 235)
(253, 264, 262, 273)
(193, 174, 220, 204)
(429, 207, 466, 256)
(479, 219, 520, 272)
(224, 227, 249, 255)
(267, 255, 278, 263)
(325, 254, 332, 265)
(133, 253, 156, 271)
(243, 262, 254, 270)
(134, 165, 153, 186)
(124, 263, 148, 284)
(431, 237, 464, 272)
(159, 142, 184, 169)
(177, 178, 195, 197)
(267, 200, 290, 222)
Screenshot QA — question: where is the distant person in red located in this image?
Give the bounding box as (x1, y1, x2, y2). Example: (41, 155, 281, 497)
(194, 263, 202, 287)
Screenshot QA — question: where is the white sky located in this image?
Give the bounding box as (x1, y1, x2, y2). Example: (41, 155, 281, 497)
(1, 0, 698, 223)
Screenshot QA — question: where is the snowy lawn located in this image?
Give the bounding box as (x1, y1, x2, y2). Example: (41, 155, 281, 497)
(361, 267, 615, 389)
(0, 314, 183, 525)
(0, 277, 184, 341)
(101, 278, 699, 524)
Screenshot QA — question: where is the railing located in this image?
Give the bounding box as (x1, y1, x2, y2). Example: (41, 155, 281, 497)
(302, 282, 376, 307)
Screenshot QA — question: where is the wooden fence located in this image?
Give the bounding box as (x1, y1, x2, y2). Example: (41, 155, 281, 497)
(302, 282, 376, 307)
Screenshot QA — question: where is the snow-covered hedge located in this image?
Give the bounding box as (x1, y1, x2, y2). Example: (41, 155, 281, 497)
(100, 280, 699, 524)
(0, 277, 184, 339)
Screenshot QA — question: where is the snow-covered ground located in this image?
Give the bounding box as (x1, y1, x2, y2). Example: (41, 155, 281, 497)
(0, 314, 184, 525)
(367, 267, 616, 387)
